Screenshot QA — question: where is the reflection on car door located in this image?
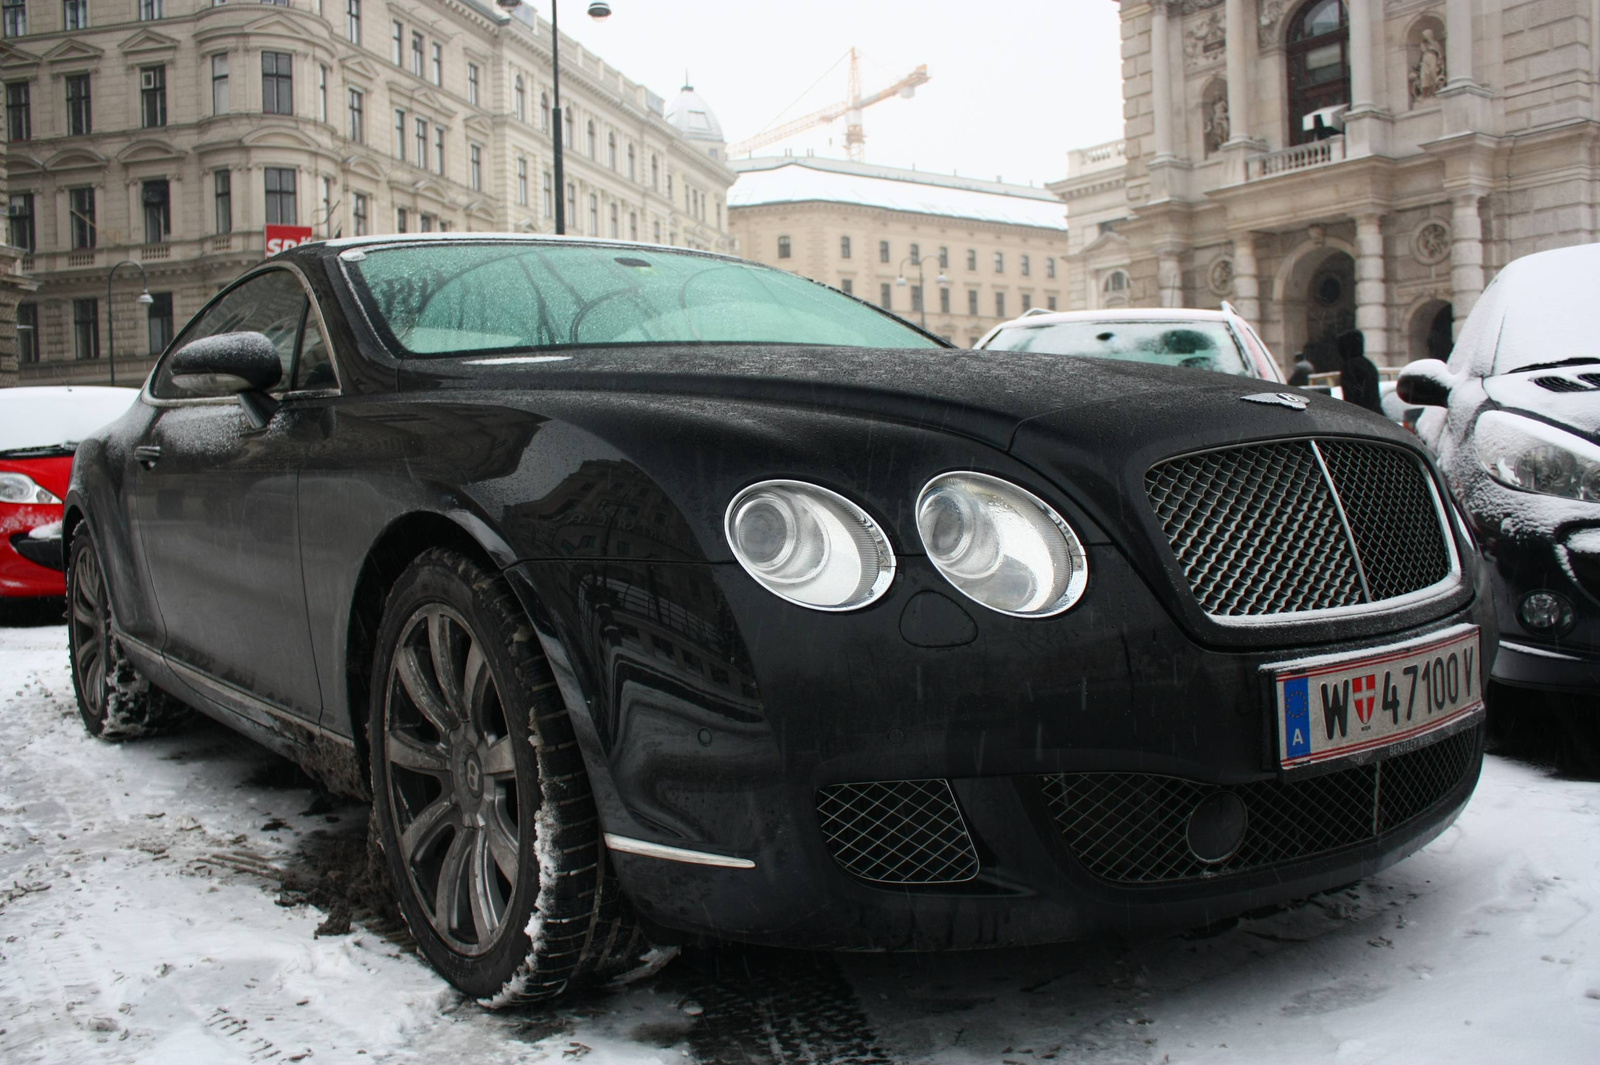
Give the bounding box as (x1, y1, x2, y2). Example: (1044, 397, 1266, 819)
(129, 269, 330, 725)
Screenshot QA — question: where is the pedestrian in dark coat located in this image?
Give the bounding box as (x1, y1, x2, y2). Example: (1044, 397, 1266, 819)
(1337, 330, 1383, 413)
(1287, 353, 1314, 387)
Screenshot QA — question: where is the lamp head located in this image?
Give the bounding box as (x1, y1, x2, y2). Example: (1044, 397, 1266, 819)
(136, 290, 154, 306)
(895, 276, 907, 286)
(587, 1, 611, 18)
(937, 274, 949, 285)
(494, 0, 521, 11)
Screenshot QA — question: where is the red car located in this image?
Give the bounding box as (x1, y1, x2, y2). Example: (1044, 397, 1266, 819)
(1, 386, 138, 600)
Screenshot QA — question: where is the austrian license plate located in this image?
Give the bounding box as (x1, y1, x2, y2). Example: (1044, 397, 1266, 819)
(1267, 624, 1483, 773)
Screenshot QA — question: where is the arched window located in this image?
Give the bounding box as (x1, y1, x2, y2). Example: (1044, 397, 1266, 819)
(586, 119, 596, 158)
(540, 91, 549, 132)
(1102, 270, 1130, 308)
(513, 75, 526, 122)
(1286, 0, 1349, 146)
(607, 131, 617, 169)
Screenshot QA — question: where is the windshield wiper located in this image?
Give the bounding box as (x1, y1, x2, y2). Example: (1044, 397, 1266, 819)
(0, 443, 76, 459)
(1508, 357, 1600, 373)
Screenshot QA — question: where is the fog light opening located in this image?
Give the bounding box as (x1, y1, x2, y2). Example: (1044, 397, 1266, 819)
(1186, 791, 1248, 865)
(1518, 590, 1574, 634)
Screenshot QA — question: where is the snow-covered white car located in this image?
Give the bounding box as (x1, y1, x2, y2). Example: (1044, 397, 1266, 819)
(1398, 243, 1600, 770)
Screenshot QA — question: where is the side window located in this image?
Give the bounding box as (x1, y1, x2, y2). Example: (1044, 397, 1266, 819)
(294, 308, 336, 391)
(151, 270, 308, 399)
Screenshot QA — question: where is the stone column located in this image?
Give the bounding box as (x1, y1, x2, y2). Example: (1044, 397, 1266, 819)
(1450, 192, 1485, 330)
(1150, 2, 1175, 162)
(1158, 251, 1183, 308)
(1446, 0, 1475, 89)
(1348, 0, 1376, 112)
(1223, 0, 1250, 143)
(1231, 231, 1260, 324)
(1354, 212, 1389, 363)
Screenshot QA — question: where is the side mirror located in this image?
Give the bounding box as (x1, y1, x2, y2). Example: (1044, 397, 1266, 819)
(1396, 359, 1454, 407)
(168, 332, 283, 429)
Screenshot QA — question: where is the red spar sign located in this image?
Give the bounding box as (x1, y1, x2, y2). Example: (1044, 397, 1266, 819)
(265, 225, 314, 257)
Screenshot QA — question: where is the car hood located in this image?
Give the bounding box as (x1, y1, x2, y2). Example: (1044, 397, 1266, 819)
(403, 344, 1386, 454)
(1482, 371, 1600, 441)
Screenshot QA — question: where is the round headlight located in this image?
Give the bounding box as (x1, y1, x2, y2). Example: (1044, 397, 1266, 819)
(915, 472, 1088, 617)
(725, 480, 895, 611)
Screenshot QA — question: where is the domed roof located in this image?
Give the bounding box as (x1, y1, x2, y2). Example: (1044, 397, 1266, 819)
(665, 82, 724, 143)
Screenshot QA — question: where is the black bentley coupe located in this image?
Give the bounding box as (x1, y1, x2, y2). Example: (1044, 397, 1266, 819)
(66, 236, 1494, 1005)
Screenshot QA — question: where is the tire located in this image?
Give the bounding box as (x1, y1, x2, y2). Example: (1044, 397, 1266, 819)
(66, 528, 188, 740)
(368, 548, 651, 1005)
(1553, 694, 1600, 779)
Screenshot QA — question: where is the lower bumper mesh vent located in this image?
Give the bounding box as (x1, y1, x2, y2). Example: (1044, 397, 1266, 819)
(817, 779, 979, 885)
(1040, 725, 1481, 885)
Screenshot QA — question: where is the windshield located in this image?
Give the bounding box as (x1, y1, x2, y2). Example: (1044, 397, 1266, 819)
(0, 387, 139, 454)
(1492, 257, 1600, 375)
(980, 319, 1254, 376)
(344, 242, 941, 357)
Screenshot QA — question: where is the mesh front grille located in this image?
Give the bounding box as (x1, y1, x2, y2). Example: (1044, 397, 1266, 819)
(1317, 441, 1452, 601)
(1041, 726, 1481, 884)
(816, 779, 979, 885)
(1145, 440, 1453, 617)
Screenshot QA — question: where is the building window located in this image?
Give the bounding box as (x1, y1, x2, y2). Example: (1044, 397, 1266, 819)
(516, 156, 528, 205)
(608, 131, 617, 169)
(539, 91, 549, 133)
(995, 292, 1006, 317)
(390, 19, 402, 65)
(840, 235, 851, 259)
(411, 31, 423, 77)
(434, 125, 445, 175)
(880, 282, 892, 309)
(5, 81, 28, 141)
(627, 143, 635, 181)
(878, 240, 890, 264)
(264, 167, 297, 225)
(609, 202, 618, 238)
(467, 63, 480, 106)
(345, 0, 361, 45)
(909, 242, 920, 263)
(939, 287, 950, 314)
(1047, 295, 1057, 310)
(2, 0, 24, 38)
(63, 0, 87, 30)
(911, 285, 923, 312)
(262, 52, 293, 115)
(1104, 270, 1129, 294)
(214, 170, 231, 234)
(393, 108, 405, 160)
(566, 182, 575, 225)
(142, 179, 170, 244)
(431, 42, 442, 86)
(588, 193, 598, 235)
(938, 246, 949, 268)
(420, 212, 433, 233)
(629, 210, 637, 240)
(565, 106, 576, 147)
(73, 298, 98, 361)
(586, 118, 596, 158)
(68, 186, 94, 248)
(139, 65, 166, 128)
(347, 87, 364, 142)
(840, 278, 853, 296)
(1047, 257, 1056, 279)
(967, 289, 978, 316)
(65, 73, 91, 135)
(396, 206, 407, 233)
(542, 171, 552, 217)
(994, 251, 1004, 273)
(210, 54, 229, 114)
(147, 293, 173, 355)
(1287, 0, 1350, 146)
(320, 176, 332, 236)
(138, 0, 162, 16)
(470, 143, 482, 190)
(514, 75, 526, 121)
(17, 303, 37, 364)
(966, 248, 977, 270)
(1021, 254, 1031, 277)
(317, 64, 328, 122)
(1021, 292, 1032, 312)
(352, 191, 368, 236)
(777, 235, 791, 259)
(414, 117, 428, 168)
(650, 154, 659, 190)
(652, 219, 661, 242)
(7, 192, 33, 251)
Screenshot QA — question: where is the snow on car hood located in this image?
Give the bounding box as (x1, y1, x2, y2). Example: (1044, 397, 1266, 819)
(1482, 370, 1600, 441)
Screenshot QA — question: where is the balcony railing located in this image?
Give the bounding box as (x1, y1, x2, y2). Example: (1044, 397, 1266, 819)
(65, 250, 96, 268)
(140, 244, 171, 261)
(1246, 135, 1346, 180)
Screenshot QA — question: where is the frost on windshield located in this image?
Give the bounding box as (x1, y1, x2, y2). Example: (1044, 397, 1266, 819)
(984, 320, 1251, 376)
(347, 243, 939, 357)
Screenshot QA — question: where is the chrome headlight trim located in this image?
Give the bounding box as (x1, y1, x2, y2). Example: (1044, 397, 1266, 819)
(724, 479, 896, 612)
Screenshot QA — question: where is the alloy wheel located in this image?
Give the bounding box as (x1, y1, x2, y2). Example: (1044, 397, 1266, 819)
(69, 542, 109, 725)
(382, 605, 523, 956)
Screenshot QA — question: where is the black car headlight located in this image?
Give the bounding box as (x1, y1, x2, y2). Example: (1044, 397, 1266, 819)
(915, 472, 1088, 617)
(1475, 411, 1600, 503)
(725, 480, 896, 611)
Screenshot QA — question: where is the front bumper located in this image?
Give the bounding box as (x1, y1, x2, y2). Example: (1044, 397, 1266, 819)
(1475, 513, 1600, 695)
(509, 543, 1493, 950)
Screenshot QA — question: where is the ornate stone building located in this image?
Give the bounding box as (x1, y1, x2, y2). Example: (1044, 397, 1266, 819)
(0, 0, 734, 386)
(1065, 0, 1600, 369)
(728, 157, 1069, 347)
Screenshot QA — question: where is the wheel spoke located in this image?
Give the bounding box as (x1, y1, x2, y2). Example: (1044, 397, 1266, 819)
(396, 645, 456, 732)
(399, 793, 458, 860)
(462, 641, 491, 732)
(484, 808, 519, 884)
(71, 593, 97, 627)
(468, 828, 502, 943)
(428, 613, 465, 718)
(481, 737, 516, 780)
(386, 730, 450, 777)
(433, 826, 472, 934)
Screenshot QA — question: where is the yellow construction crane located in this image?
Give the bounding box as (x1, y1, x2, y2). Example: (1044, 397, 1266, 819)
(728, 48, 930, 162)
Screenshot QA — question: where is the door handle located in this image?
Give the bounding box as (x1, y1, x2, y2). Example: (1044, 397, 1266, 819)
(135, 445, 161, 468)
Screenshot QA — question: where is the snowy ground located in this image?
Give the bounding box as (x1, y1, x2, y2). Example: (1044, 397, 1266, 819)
(2, 617, 1598, 1065)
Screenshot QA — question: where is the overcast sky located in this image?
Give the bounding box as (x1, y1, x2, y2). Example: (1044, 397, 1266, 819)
(548, 0, 1126, 187)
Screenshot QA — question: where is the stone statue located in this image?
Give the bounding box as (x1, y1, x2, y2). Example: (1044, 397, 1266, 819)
(1410, 29, 1447, 103)
(1204, 92, 1230, 153)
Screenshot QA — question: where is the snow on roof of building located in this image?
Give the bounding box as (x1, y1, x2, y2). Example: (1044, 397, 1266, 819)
(728, 158, 1068, 231)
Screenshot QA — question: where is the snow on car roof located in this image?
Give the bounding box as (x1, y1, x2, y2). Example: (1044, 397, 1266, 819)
(0, 386, 140, 452)
(728, 160, 1069, 231)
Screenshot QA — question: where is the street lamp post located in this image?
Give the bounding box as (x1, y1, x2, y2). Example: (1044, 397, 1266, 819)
(497, 0, 613, 236)
(896, 255, 949, 331)
(106, 260, 154, 388)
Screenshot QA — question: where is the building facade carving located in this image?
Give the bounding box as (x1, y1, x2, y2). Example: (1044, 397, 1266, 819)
(0, 0, 734, 386)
